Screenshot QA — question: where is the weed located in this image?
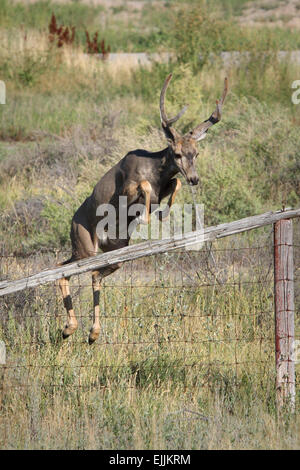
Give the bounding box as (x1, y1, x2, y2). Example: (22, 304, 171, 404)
(85, 31, 110, 58)
(48, 13, 75, 48)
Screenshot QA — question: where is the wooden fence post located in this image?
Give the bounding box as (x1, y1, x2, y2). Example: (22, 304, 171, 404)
(274, 218, 295, 411)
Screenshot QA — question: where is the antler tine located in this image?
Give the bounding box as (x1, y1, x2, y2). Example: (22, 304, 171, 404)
(190, 77, 228, 142)
(159, 73, 172, 125)
(160, 73, 188, 127)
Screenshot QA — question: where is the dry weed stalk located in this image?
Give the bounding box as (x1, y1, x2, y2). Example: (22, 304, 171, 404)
(49, 13, 76, 48)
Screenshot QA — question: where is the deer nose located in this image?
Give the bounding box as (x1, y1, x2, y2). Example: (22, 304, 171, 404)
(188, 176, 199, 186)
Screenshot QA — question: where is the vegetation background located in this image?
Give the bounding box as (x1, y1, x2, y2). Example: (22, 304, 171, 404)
(0, 0, 299, 449)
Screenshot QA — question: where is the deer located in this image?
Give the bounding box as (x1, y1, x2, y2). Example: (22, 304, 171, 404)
(58, 74, 228, 344)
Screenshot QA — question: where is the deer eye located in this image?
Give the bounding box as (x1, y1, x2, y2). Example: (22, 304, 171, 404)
(175, 153, 182, 159)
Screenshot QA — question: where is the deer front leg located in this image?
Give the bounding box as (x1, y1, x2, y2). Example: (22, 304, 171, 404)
(123, 180, 152, 225)
(139, 180, 152, 224)
(157, 178, 181, 221)
(59, 276, 78, 339)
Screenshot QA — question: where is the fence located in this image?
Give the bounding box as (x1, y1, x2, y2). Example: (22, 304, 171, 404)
(0, 209, 299, 441)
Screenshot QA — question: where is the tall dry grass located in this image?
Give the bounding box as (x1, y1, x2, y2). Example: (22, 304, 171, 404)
(1, 231, 299, 449)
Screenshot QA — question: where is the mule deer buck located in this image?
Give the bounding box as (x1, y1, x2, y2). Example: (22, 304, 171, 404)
(59, 74, 228, 343)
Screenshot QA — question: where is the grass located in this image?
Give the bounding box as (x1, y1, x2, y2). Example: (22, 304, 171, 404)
(0, 0, 105, 32)
(0, 56, 299, 252)
(0, 0, 299, 450)
(1, 0, 300, 53)
(1, 238, 299, 449)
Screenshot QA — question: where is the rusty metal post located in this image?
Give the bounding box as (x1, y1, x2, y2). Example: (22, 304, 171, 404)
(274, 218, 295, 411)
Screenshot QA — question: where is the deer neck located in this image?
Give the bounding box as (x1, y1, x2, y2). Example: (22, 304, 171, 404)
(158, 146, 179, 185)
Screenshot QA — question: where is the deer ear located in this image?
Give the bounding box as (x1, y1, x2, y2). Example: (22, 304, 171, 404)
(162, 124, 180, 146)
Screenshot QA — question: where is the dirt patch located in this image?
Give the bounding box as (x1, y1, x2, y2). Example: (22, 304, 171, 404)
(240, 0, 300, 29)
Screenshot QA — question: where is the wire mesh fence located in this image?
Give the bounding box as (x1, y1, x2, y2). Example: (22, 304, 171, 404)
(0, 219, 299, 447)
(0, 224, 298, 389)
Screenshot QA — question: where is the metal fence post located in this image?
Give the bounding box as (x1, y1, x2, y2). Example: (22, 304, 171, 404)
(274, 218, 295, 411)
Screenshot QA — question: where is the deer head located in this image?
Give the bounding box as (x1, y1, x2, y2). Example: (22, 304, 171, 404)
(160, 74, 228, 186)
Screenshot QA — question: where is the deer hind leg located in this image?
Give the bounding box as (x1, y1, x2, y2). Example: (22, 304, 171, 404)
(157, 178, 181, 221)
(59, 276, 78, 339)
(88, 270, 101, 345)
(59, 208, 97, 340)
(88, 238, 128, 344)
(88, 262, 123, 345)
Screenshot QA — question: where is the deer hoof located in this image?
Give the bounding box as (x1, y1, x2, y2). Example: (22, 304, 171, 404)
(62, 330, 69, 340)
(62, 323, 77, 339)
(88, 328, 100, 345)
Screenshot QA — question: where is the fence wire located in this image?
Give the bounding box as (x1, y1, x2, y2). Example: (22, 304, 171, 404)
(0, 224, 299, 400)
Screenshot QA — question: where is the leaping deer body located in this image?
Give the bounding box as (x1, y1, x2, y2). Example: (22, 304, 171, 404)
(59, 74, 228, 344)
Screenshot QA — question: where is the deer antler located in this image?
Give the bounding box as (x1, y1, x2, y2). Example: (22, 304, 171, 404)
(189, 77, 228, 141)
(160, 73, 188, 127)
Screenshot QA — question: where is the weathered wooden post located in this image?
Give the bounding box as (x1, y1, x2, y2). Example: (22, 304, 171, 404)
(274, 218, 295, 411)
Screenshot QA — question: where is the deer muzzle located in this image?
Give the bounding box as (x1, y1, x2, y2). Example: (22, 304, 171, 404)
(188, 175, 199, 186)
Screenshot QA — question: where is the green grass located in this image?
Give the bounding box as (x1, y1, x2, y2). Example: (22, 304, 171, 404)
(0, 0, 173, 52)
(1, 242, 298, 449)
(0, 53, 299, 253)
(1, 0, 300, 52)
(0, 0, 105, 31)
